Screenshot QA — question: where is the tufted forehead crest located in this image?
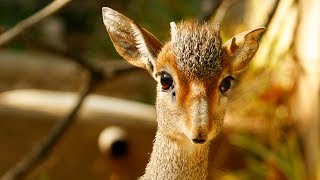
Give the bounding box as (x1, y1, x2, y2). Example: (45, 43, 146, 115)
(171, 21, 222, 80)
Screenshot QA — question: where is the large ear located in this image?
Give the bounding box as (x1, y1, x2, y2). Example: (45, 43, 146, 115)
(102, 7, 162, 74)
(222, 27, 265, 74)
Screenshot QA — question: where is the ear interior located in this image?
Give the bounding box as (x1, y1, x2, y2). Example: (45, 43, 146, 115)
(222, 27, 266, 73)
(102, 7, 162, 74)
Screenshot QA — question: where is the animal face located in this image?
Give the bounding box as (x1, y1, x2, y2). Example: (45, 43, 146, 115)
(102, 7, 265, 145)
(154, 41, 231, 144)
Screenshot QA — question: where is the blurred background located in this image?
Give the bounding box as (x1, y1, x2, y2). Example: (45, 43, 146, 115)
(0, 0, 319, 179)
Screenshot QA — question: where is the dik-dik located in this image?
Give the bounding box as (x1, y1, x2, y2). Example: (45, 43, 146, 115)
(102, 7, 265, 180)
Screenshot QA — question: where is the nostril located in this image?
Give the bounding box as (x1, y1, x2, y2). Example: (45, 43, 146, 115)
(192, 138, 206, 144)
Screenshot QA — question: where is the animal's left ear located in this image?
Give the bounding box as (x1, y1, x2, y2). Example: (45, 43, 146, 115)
(222, 27, 266, 74)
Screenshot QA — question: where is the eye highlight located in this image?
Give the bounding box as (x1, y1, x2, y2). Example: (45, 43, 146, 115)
(160, 72, 173, 90)
(219, 76, 236, 96)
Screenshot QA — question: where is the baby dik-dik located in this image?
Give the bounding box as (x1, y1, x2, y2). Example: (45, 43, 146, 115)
(102, 7, 265, 180)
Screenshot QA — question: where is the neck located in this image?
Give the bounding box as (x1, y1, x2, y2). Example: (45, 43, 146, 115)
(140, 131, 210, 180)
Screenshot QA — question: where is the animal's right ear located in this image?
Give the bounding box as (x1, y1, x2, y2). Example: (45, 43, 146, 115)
(102, 7, 162, 75)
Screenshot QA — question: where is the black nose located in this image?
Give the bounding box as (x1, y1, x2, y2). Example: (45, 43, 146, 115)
(192, 138, 206, 144)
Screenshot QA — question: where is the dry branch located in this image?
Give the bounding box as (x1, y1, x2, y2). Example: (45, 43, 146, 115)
(0, 0, 71, 47)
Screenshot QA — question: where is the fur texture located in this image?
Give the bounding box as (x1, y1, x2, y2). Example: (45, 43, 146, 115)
(140, 133, 209, 180)
(172, 21, 222, 80)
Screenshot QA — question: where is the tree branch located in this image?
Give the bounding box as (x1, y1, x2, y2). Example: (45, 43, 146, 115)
(0, 0, 71, 48)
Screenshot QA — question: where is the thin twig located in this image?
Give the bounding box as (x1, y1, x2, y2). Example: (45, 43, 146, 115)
(0, 0, 71, 47)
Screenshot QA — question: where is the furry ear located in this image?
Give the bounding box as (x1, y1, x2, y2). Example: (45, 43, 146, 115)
(222, 27, 265, 74)
(102, 7, 162, 74)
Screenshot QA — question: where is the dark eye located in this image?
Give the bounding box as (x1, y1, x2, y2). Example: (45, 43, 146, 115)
(160, 72, 173, 90)
(219, 76, 236, 95)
